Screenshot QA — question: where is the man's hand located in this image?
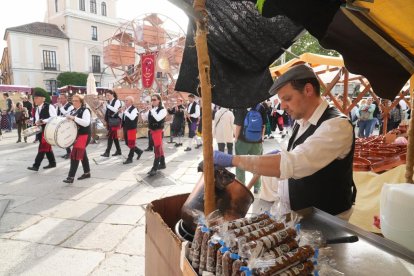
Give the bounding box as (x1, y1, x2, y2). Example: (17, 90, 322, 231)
(213, 150, 234, 167)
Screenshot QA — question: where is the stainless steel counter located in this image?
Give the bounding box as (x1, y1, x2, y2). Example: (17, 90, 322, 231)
(298, 208, 414, 276)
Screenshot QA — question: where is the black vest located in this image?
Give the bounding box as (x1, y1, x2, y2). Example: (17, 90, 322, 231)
(187, 102, 198, 123)
(122, 106, 138, 130)
(38, 103, 51, 120)
(105, 99, 119, 120)
(148, 107, 165, 130)
(72, 107, 91, 135)
(287, 106, 357, 215)
(57, 102, 72, 116)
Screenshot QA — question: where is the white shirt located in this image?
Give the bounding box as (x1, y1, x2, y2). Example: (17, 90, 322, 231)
(277, 100, 353, 212)
(187, 102, 200, 118)
(122, 106, 138, 121)
(35, 103, 57, 123)
(71, 108, 91, 127)
(106, 99, 121, 113)
(141, 107, 167, 122)
(59, 103, 74, 116)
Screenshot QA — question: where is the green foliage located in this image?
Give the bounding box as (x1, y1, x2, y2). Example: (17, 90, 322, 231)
(57, 72, 88, 87)
(33, 87, 51, 103)
(272, 32, 340, 66)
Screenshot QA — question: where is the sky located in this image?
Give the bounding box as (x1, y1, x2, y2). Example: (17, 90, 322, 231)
(0, 0, 189, 49)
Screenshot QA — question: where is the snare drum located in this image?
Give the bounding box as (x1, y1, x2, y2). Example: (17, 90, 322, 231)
(44, 117, 78, 148)
(23, 125, 42, 137)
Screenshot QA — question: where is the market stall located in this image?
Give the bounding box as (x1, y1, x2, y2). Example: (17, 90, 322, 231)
(145, 0, 414, 275)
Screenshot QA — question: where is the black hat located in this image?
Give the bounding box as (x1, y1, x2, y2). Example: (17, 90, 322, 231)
(33, 91, 45, 97)
(269, 64, 317, 94)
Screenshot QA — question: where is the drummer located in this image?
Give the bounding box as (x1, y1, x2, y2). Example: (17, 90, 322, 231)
(213, 64, 357, 220)
(119, 96, 144, 164)
(63, 94, 91, 183)
(57, 94, 74, 159)
(27, 91, 57, 171)
(101, 90, 122, 157)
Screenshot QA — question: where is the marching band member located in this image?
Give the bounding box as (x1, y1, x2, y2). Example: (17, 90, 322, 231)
(119, 96, 143, 164)
(141, 94, 167, 176)
(27, 91, 57, 171)
(101, 90, 122, 157)
(167, 98, 186, 147)
(63, 94, 92, 183)
(184, 94, 201, 151)
(57, 94, 74, 159)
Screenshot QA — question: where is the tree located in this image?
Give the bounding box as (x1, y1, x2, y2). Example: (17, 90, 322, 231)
(272, 32, 340, 66)
(57, 72, 88, 87)
(33, 87, 51, 103)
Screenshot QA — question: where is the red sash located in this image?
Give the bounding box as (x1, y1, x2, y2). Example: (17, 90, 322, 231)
(39, 133, 52, 153)
(110, 126, 121, 139)
(70, 134, 88, 160)
(127, 129, 136, 149)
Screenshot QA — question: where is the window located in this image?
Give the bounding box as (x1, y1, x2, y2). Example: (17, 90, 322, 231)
(45, 80, 57, 94)
(90, 0, 97, 14)
(91, 26, 98, 41)
(55, 0, 58, 12)
(92, 55, 101, 73)
(79, 0, 85, 11)
(101, 2, 107, 16)
(43, 50, 57, 70)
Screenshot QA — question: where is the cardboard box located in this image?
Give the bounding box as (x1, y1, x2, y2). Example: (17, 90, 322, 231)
(145, 193, 197, 276)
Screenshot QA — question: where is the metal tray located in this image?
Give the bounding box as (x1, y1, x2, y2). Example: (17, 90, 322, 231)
(297, 207, 414, 276)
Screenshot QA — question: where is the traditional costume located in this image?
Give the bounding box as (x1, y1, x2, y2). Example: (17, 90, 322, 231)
(57, 102, 74, 158)
(101, 98, 122, 157)
(122, 105, 143, 164)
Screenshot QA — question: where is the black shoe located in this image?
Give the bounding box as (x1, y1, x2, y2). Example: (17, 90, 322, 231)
(269, 136, 274, 139)
(43, 164, 56, 169)
(174, 143, 180, 147)
(145, 147, 153, 152)
(63, 177, 74, 184)
(61, 154, 70, 159)
(179, 143, 183, 146)
(184, 147, 191, 151)
(16, 140, 21, 143)
(281, 134, 286, 139)
(77, 173, 91, 180)
(148, 168, 157, 176)
(112, 151, 122, 156)
(195, 144, 202, 149)
(27, 166, 39, 171)
(135, 149, 143, 160)
(101, 152, 109, 157)
(123, 159, 133, 164)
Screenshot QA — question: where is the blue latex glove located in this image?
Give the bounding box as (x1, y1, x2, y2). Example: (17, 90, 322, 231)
(266, 149, 281, 155)
(213, 150, 234, 167)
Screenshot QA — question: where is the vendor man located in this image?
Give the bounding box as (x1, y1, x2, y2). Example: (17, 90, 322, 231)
(214, 64, 357, 219)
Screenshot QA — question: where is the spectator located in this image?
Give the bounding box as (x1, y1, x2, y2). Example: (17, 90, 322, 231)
(21, 95, 33, 119)
(167, 98, 186, 147)
(213, 106, 235, 154)
(3, 93, 14, 132)
(15, 102, 29, 143)
(234, 103, 267, 194)
(357, 98, 375, 138)
(389, 103, 404, 131)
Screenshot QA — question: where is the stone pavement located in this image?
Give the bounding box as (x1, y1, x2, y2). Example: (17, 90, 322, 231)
(0, 130, 288, 276)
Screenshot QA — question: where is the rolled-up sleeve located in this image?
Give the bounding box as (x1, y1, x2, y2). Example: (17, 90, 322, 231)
(280, 118, 353, 180)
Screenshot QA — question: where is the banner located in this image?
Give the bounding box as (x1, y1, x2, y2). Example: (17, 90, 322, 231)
(141, 53, 155, 88)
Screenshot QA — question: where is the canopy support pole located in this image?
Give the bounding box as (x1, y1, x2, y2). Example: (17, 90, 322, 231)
(193, 0, 215, 215)
(405, 75, 414, 183)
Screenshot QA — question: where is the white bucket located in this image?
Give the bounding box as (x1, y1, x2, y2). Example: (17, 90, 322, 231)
(380, 183, 414, 252)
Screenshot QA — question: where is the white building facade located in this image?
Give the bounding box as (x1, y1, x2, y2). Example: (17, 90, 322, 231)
(1, 0, 122, 93)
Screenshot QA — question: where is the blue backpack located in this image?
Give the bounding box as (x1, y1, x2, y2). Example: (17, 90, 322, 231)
(243, 104, 263, 142)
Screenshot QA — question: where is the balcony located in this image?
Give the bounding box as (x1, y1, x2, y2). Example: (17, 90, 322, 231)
(41, 63, 60, 71)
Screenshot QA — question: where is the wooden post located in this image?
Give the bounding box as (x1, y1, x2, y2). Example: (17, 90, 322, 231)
(343, 68, 349, 111)
(405, 75, 414, 183)
(193, 0, 215, 214)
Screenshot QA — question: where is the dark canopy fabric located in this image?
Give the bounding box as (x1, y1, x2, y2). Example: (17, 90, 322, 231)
(174, 0, 414, 104)
(174, 0, 302, 108)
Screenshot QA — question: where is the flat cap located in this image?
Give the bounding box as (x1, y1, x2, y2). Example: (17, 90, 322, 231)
(269, 64, 317, 94)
